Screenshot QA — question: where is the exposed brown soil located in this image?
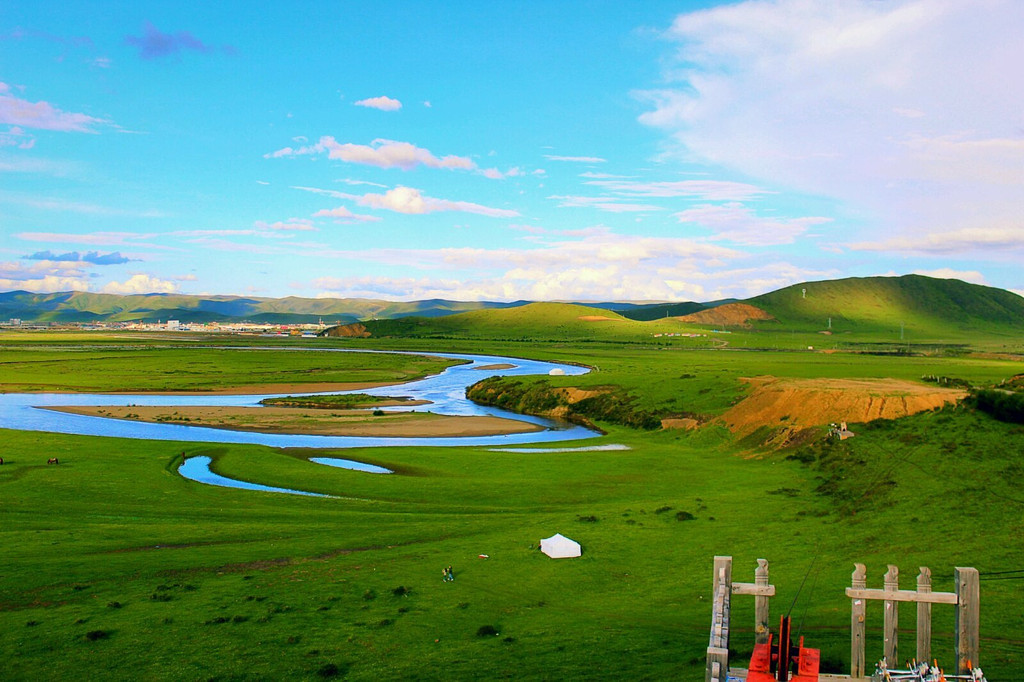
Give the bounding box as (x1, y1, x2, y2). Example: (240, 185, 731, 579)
(577, 315, 614, 322)
(474, 363, 517, 370)
(661, 417, 699, 430)
(324, 323, 371, 338)
(45, 405, 543, 438)
(558, 387, 610, 403)
(676, 302, 774, 327)
(719, 376, 966, 437)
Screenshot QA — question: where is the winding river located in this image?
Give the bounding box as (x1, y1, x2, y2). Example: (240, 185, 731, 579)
(0, 350, 600, 494)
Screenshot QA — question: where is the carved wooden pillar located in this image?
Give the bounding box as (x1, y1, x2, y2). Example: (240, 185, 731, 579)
(851, 563, 867, 678)
(883, 565, 899, 667)
(916, 567, 932, 664)
(754, 558, 770, 644)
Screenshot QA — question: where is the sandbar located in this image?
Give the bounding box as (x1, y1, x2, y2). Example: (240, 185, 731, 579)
(45, 405, 544, 438)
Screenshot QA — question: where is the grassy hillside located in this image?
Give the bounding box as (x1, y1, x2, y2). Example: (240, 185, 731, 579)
(749, 274, 1024, 338)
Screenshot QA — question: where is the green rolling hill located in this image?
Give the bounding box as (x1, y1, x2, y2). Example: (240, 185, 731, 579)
(748, 274, 1024, 337)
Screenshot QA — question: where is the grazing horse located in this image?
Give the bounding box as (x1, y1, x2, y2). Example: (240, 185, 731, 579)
(47, 457, 59, 465)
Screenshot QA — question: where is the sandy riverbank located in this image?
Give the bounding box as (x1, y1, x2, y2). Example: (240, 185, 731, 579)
(45, 405, 544, 438)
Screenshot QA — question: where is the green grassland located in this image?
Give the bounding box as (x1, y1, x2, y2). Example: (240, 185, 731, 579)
(0, 336, 457, 393)
(2, 277, 1024, 680)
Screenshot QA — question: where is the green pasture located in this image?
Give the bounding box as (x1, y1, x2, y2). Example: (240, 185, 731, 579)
(0, 338, 456, 393)
(1, 332, 1023, 679)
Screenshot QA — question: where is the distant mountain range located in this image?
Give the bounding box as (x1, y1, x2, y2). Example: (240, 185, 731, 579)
(3, 276, 1023, 334)
(0, 290, 530, 324)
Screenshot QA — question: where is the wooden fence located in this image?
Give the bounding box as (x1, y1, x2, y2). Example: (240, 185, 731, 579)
(845, 563, 979, 677)
(705, 558, 980, 681)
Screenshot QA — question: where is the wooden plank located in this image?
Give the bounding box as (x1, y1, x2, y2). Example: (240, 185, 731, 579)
(706, 647, 728, 682)
(955, 566, 979, 675)
(883, 565, 899, 668)
(917, 567, 932, 664)
(851, 563, 867, 678)
(844, 588, 958, 605)
(731, 582, 773, 594)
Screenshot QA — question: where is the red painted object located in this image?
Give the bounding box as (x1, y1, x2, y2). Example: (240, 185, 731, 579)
(746, 616, 819, 682)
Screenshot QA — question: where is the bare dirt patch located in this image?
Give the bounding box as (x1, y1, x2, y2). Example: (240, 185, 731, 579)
(324, 323, 371, 338)
(46, 405, 544, 438)
(676, 302, 774, 327)
(577, 315, 614, 322)
(661, 417, 699, 430)
(719, 376, 966, 436)
(474, 363, 516, 370)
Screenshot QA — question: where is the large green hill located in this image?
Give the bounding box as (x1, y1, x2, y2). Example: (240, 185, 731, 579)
(748, 274, 1024, 337)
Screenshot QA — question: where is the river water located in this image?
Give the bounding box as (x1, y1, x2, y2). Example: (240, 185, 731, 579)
(0, 350, 596, 448)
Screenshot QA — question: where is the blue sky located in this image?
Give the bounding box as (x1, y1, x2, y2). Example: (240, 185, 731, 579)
(2, 0, 1023, 302)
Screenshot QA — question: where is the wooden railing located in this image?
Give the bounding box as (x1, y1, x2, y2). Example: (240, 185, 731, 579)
(705, 559, 980, 681)
(846, 564, 979, 677)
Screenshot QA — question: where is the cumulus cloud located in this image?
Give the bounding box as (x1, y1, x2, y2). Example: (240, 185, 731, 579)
(641, 0, 1024, 260)
(352, 186, 519, 217)
(674, 203, 832, 245)
(265, 137, 475, 171)
(25, 250, 132, 265)
(101, 273, 178, 294)
(0, 82, 107, 132)
(124, 22, 231, 60)
(0, 259, 92, 293)
(305, 230, 832, 302)
(910, 268, 988, 285)
(354, 96, 402, 111)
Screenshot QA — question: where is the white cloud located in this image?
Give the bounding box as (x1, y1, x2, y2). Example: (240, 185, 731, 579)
(101, 273, 178, 294)
(549, 195, 664, 213)
(353, 186, 520, 218)
(910, 268, 988, 285)
(354, 95, 402, 111)
(585, 178, 769, 201)
(846, 227, 1024, 255)
(0, 82, 108, 132)
(543, 154, 607, 163)
(0, 274, 91, 292)
(641, 0, 1024, 259)
(674, 202, 832, 245)
(254, 218, 317, 231)
(15, 231, 158, 246)
(310, 206, 380, 223)
(265, 137, 474, 171)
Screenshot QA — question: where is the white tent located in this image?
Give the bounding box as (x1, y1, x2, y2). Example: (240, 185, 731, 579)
(540, 533, 581, 559)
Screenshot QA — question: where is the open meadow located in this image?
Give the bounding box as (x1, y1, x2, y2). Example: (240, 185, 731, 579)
(1, 323, 1023, 680)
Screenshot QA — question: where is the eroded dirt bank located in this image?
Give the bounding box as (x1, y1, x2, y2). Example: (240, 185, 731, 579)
(719, 376, 967, 437)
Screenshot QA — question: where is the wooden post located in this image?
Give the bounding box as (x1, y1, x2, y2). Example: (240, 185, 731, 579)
(851, 563, 867, 678)
(884, 565, 899, 667)
(706, 556, 733, 682)
(916, 566, 932, 664)
(954, 566, 979, 675)
(754, 558, 770, 644)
